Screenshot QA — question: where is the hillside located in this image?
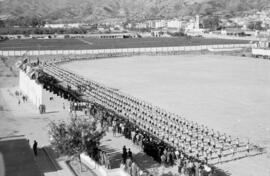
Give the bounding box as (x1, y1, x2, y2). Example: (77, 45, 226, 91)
(0, 0, 269, 23)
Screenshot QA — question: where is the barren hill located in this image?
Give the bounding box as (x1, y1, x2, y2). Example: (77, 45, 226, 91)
(0, 0, 269, 22)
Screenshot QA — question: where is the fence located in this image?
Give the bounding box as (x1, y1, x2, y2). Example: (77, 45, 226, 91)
(202, 33, 265, 41)
(0, 43, 253, 57)
(252, 48, 270, 57)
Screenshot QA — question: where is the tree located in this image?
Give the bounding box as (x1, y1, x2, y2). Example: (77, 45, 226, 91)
(247, 21, 263, 30)
(255, 21, 263, 30)
(48, 116, 105, 160)
(0, 20, 5, 28)
(31, 18, 40, 27)
(202, 16, 220, 30)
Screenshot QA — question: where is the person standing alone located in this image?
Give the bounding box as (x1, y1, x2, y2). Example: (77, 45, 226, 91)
(33, 140, 38, 156)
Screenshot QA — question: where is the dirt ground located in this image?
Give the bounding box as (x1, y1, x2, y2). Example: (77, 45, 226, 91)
(61, 54, 270, 176)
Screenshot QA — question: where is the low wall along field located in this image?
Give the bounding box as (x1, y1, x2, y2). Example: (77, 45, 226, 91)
(19, 70, 43, 108)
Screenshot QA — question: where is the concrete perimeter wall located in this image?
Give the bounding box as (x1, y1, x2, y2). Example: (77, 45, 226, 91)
(0, 44, 253, 57)
(19, 70, 43, 108)
(19, 70, 70, 111)
(80, 153, 129, 176)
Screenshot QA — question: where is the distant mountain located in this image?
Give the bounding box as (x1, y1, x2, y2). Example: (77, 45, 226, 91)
(0, 0, 269, 23)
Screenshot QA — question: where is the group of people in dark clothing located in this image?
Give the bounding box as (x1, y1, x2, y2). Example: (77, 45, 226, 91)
(121, 145, 147, 176)
(95, 108, 214, 176)
(122, 145, 133, 164)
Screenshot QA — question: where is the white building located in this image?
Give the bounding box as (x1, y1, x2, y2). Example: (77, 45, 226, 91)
(195, 15, 200, 29)
(185, 15, 200, 31)
(185, 15, 206, 36)
(154, 20, 167, 29)
(44, 23, 82, 29)
(135, 22, 148, 29)
(67, 23, 81, 28)
(167, 19, 182, 29)
(44, 23, 65, 28)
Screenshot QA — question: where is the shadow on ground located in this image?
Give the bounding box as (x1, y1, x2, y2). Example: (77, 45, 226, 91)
(0, 137, 42, 176)
(133, 152, 159, 170)
(35, 146, 62, 173)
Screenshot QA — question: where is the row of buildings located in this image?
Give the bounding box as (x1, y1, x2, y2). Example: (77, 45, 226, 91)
(42, 15, 202, 36)
(3, 9, 270, 40)
(126, 15, 201, 33)
(125, 11, 270, 38)
(229, 10, 270, 30)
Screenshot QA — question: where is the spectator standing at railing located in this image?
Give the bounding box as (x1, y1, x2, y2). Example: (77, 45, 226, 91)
(163, 148, 168, 165)
(126, 158, 132, 175)
(178, 159, 185, 174)
(122, 146, 127, 164)
(33, 140, 38, 156)
(175, 150, 180, 162)
(128, 148, 132, 159)
(113, 125, 117, 136)
(123, 145, 127, 154)
(99, 151, 104, 165)
(108, 115, 112, 126)
(105, 154, 111, 169)
(134, 133, 139, 146)
(127, 125, 132, 139)
(166, 150, 171, 165)
(161, 153, 166, 166)
(120, 161, 127, 171)
(121, 123, 125, 135)
(194, 161, 200, 176)
(123, 123, 129, 138)
(117, 122, 121, 134)
(112, 119, 116, 128)
(131, 162, 137, 176)
(131, 130, 136, 144)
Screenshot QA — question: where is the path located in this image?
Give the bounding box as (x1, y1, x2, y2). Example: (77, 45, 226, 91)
(77, 38, 93, 46)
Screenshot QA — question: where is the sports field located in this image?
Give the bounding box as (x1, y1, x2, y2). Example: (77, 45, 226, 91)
(0, 37, 249, 50)
(61, 55, 270, 176)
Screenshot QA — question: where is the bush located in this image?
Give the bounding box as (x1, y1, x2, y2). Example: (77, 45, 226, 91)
(167, 32, 186, 37)
(48, 116, 105, 157)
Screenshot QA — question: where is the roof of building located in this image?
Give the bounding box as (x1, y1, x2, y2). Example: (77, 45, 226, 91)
(224, 28, 244, 33)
